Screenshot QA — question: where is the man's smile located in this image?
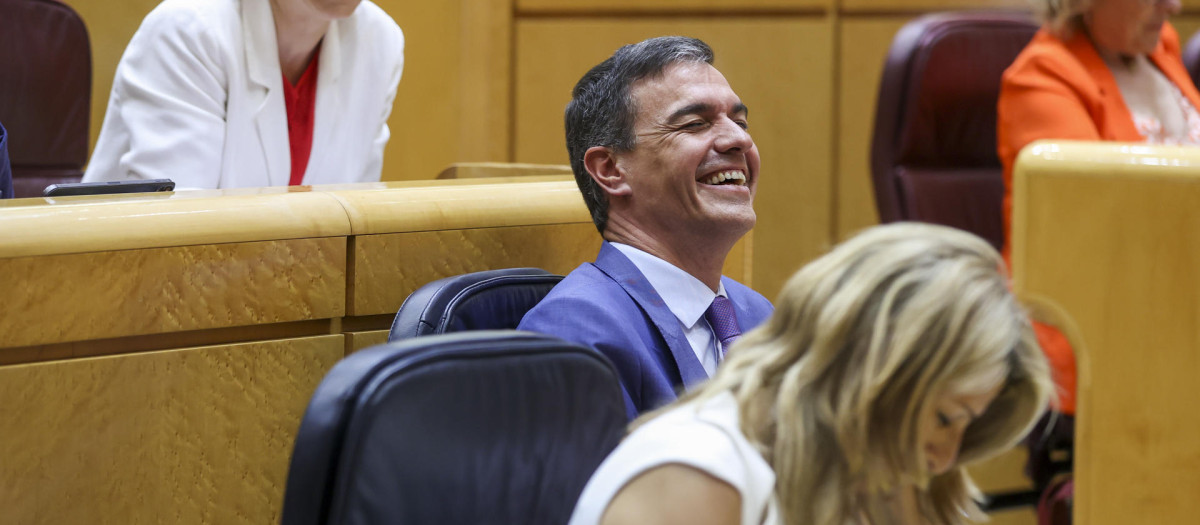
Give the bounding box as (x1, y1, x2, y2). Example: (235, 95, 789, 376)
(699, 169, 747, 186)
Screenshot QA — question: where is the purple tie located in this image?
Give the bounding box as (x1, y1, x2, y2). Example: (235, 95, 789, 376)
(705, 295, 741, 360)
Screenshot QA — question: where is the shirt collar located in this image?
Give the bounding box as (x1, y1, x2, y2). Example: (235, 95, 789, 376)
(610, 242, 727, 329)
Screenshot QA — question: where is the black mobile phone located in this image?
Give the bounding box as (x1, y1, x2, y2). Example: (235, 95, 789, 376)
(43, 179, 176, 197)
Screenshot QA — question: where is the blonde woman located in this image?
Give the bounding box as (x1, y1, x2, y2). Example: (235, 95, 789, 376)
(569, 223, 1053, 525)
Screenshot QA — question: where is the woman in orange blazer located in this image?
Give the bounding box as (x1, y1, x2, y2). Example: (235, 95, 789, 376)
(998, 0, 1198, 419)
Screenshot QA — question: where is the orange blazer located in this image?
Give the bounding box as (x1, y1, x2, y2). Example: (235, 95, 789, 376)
(996, 23, 1200, 414)
(998, 22, 1200, 255)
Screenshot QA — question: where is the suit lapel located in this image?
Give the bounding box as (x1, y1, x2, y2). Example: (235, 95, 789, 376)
(594, 242, 709, 387)
(242, 0, 290, 187)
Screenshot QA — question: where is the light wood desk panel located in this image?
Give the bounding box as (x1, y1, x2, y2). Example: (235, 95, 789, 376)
(0, 189, 350, 258)
(0, 335, 343, 525)
(328, 179, 589, 235)
(0, 237, 345, 348)
(1012, 141, 1200, 525)
(346, 330, 391, 354)
(515, 18, 833, 298)
(350, 224, 602, 316)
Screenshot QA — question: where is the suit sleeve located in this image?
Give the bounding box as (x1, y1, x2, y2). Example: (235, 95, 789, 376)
(519, 295, 643, 420)
(89, 4, 229, 188)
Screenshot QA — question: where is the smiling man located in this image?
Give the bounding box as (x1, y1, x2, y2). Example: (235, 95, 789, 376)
(519, 37, 773, 419)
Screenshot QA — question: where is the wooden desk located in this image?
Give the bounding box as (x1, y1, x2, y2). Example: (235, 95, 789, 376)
(1012, 141, 1200, 525)
(1, 176, 751, 524)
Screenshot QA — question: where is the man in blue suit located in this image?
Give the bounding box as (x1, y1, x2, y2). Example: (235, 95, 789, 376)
(519, 37, 773, 418)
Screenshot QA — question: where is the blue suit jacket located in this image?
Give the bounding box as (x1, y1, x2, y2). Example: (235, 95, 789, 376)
(0, 122, 12, 199)
(519, 242, 774, 419)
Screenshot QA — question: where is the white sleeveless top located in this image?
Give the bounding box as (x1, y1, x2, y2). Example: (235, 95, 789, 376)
(568, 393, 781, 525)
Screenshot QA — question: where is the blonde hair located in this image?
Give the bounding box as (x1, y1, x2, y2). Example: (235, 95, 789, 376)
(1029, 0, 1092, 38)
(646, 223, 1052, 525)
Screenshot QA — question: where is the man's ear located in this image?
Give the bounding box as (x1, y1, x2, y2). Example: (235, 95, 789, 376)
(583, 146, 632, 196)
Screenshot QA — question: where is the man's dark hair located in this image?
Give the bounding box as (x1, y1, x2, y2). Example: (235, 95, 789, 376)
(564, 36, 714, 234)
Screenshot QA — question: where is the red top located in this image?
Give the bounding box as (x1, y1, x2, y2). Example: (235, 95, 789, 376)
(283, 47, 321, 186)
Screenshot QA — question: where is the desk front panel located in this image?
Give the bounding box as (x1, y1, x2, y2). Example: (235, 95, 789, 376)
(0, 335, 343, 525)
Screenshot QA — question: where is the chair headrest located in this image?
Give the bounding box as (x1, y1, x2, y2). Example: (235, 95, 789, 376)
(282, 331, 627, 525)
(389, 268, 564, 340)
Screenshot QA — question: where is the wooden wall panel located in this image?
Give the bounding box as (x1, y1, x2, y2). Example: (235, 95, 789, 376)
(839, 0, 1027, 11)
(1170, 15, 1200, 45)
(836, 17, 909, 240)
(350, 223, 602, 316)
(517, 0, 827, 12)
(346, 330, 390, 354)
(514, 18, 833, 298)
(0, 238, 345, 347)
(0, 335, 343, 524)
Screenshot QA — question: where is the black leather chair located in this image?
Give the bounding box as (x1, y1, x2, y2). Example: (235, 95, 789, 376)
(0, 0, 91, 198)
(870, 12, 1038, 250)
(389, 268, 564, 341)
(280, 330, 626, 525)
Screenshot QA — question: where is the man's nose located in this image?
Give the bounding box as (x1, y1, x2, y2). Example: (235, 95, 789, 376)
(714, 118, 753, 153)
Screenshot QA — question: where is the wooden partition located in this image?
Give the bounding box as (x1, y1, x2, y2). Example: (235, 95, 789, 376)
(1012, 141, 1200, 525)
(0, 176, 755, 524)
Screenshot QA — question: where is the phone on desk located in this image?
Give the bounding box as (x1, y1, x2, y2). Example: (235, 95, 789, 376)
(43, 179, 176, 197)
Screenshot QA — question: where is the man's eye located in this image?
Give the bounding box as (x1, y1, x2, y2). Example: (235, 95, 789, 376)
(682, 121, 707, 129)
(735, 120, 749, 130)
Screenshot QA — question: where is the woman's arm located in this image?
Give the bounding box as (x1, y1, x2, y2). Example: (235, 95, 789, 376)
(600, 464, 742, 525)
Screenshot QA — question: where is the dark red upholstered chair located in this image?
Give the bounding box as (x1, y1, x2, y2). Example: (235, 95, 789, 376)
(0, 0, 91, 198)
(1182, 29, 1200, 90)
(870, 12, 1037, 250)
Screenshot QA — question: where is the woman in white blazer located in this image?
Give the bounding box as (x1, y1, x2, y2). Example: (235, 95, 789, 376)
(83, 0, 404, 189)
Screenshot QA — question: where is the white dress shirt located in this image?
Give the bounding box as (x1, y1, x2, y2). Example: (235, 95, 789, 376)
(611, 243, 728, 376)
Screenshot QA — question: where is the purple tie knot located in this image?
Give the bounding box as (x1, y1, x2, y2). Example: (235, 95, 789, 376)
(704, 295, 741, 360)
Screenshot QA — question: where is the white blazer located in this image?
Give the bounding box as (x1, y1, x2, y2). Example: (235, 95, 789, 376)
(84, 0, 404, 189)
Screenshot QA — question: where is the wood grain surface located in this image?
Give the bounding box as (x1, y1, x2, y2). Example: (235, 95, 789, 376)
(349, 224, 602, 316)
(0, 238, 346, 348)
(0, 335, 344, 524)
(1013, 141, 1200, 525)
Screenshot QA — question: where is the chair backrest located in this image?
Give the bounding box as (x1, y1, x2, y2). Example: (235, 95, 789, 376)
(280, 330, 627, 525)
(870, 12, 1037, 249)
(389, 267, 564, 341)
(0, 0, 91, 198)
(1183, 29, 1200, 90)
